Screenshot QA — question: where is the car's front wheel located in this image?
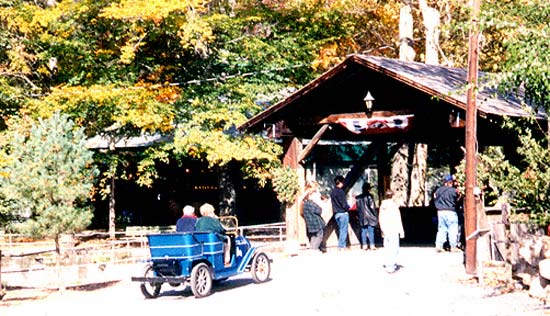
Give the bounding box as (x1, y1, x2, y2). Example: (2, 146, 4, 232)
(251, 252, 271, 283)
(190, 263, 213, 298)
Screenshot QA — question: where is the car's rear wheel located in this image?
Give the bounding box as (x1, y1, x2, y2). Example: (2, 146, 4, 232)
(251, 252, 271, 283)
(190, 263, 213, 298)
(140, 264, 162, 299)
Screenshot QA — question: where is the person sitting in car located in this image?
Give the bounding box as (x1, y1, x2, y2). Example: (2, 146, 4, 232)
(195, 203, 226, 234)
(195, 203, 230, 264)
(176, 205, 197, 232)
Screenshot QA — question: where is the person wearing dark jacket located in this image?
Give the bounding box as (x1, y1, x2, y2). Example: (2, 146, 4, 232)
(195, 203, 226, 234)
(195, 203, 230, 264)
(356, 182, 378, 250)
(330, 175, 350, 250)
(301, 181, 326, 252)
(433, 175, 461, 253)
(176, 205, 197, 232)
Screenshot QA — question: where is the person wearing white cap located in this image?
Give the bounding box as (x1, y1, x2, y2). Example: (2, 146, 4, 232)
(176, 205, 197, 232)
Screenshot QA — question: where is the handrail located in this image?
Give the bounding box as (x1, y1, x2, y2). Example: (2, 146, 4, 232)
(0, 222, 287, 255)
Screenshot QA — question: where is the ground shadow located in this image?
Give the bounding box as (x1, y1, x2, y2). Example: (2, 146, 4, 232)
(150, 277, 264, 299)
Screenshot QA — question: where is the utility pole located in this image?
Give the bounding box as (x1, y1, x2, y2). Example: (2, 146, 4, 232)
(465, 0, 482, 275)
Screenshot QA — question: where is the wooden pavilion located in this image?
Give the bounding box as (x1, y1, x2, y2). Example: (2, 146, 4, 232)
(239, 54, 544, 250)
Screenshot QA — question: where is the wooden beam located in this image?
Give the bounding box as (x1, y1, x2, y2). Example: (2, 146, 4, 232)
(282, 137, 304, 254)
(343, 141, 383, 194)
(465, 0, 482, 276)
(298, 124, 331, 162)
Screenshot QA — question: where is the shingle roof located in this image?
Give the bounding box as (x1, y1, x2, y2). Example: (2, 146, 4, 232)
(240, 54, 545, 135)
(356, 54, 538, 118)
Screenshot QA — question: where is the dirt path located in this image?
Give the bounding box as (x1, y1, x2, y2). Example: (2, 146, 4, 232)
(1, 247, 548, 316)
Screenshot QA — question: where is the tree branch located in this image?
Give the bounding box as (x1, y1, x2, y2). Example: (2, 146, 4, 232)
(0, 72, 40, 91)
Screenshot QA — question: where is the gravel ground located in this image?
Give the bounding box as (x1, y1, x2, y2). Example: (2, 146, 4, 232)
(1, 246, 549, 316)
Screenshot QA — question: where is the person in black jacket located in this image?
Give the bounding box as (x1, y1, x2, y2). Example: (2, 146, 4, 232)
(433, 175, 461, 253)
(301, 181, 326, 252)
(330, 175, 351, 250)
(356, 182, 378, 250)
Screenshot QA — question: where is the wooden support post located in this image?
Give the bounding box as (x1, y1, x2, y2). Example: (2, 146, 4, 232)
(1, 250, 5, 300)
(283, 137, 305, 255)
(465, 0, 481, 275)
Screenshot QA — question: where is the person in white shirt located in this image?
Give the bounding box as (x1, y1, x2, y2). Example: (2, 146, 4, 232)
(378, 190, 405, 273)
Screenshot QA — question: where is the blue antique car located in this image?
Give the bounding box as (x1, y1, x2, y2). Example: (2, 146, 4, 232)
(131, 216, 271, 298)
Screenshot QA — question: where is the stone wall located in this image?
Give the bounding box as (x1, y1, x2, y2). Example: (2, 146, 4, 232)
(494, 222, 550, 303)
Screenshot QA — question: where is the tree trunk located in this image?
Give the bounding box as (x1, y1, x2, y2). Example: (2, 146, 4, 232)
(218, 165, 236, 216)
(390, 145, 410, 206)
(419, 0, 440, 65)
(399, 1, 416, 62)
(108, 138, 117, 239)
(391, 1, 416, 206)
(410, 144, 428, 206)
(109, 173, 116, 239)
(55, 235, 65, 292)
(409, 0, 441, 206)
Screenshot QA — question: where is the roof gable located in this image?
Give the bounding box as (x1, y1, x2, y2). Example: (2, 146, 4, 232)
(356, 55, 531, 117)
(240, 54, 543, 143)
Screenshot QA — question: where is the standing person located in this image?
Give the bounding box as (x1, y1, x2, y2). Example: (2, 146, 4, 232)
(454, 178, 465, 250)
(433, 174, 461, 253)
(378, 190, 405, 273)
(356, 182, 378, 250)
(176, 205, 197, 232)
(330, 175, 350, 250)
(301, 181, 326, 253)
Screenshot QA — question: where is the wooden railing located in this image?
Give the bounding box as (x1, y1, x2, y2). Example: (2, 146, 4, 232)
(0, 221, 286, 260)
(238, 222, 286, 243)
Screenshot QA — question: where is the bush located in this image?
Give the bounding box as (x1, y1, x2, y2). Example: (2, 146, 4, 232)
(271, 166, 300, 205)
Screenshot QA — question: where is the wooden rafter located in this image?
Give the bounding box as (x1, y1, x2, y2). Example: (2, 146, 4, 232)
(298, 124, 331, 162)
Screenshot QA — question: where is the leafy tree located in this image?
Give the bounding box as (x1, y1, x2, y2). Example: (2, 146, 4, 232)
(455, 129, 550, 229)
(0, 112, 97, 236)
(8, 0, 548, 230)
(482, 1, 550, 227)
(441, 0, 549, 104)
(493, 0, 550, 111)
(24, 84, 177, 237)
(0, 112, 98, 288)
(438, 0, 550, 231)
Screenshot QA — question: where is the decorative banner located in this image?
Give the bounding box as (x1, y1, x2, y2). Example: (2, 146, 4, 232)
(336, 114, 414, 134)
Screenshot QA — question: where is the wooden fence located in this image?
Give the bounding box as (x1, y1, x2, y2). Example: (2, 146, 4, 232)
(0, 221, 286, 286)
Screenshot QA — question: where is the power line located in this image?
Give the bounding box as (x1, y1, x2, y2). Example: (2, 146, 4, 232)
(27, 63, 309, 98)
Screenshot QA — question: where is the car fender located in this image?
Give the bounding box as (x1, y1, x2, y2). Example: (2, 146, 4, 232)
(237, 247, 258, 273)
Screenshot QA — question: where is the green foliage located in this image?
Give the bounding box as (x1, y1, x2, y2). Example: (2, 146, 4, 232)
(0, 0, 402, 187)
(1, 0, 547, 230)
(455, 146, 519, 205)
(271, 166, 299, 205)
(0, 112, 98, 235)
(509, 132, 550, 227)
(26, 84, 177, 135)
(484, 0, 550, 110)
(456, 129, 550, 228)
